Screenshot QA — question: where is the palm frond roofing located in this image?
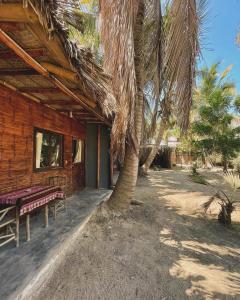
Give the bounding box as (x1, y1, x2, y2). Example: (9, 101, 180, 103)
(28, 0, 116, 117)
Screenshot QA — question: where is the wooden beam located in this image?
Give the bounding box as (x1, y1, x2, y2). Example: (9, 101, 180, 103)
(41, 62, 79, 83)
(40, 63, 97, 109)
(77, 118, 99, 121)
(58, 109, 84, 113)
(0, 5, 96, 110)
(18, 87, 60, 94)
(73, 112, 92, 116)
(0, 4, 38, 23)
(18, 86, 96, 108)
(26, 23, 69, 69)
(0, 29, 110, 125)
(0, 48, 47, 60)
(97, 125, 101, 189)
(0, 68, 38, 76)
(0, 4, 70, 68)
(0, 80, 41, 103)
(0, 22, 24, 32)
(43, 100, 77, 105)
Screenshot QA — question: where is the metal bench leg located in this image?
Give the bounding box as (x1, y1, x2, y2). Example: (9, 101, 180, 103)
(45, 204, 49, 228)
(16, 209, 19, 247)
(26, 214, 30, 241)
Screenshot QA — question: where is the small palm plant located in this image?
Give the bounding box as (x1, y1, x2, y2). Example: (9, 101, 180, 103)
(203, 172, 240, 225)
(191, 162, 199, 175)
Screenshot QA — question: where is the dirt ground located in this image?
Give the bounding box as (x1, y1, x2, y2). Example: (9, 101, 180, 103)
(32, 169, 240, 300)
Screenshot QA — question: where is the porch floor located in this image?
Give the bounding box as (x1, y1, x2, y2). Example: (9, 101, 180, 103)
(0, 188, 111, 300)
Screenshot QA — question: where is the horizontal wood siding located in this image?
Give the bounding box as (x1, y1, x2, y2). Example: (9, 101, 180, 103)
(0, 85, 85, 194)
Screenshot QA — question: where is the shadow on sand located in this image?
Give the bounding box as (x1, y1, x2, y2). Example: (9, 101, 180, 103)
(133, 169, 240, 299)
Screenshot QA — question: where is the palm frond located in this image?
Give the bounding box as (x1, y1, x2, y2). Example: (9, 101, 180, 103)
(142, 0, 163, 97)
(202, 190, 230, 212)
(202, 195, 216, 212)
(99, 0, 164, 160)
(29, 0, 116, 117)
(223, 172, 240, 192)
(99, 0, 139, 159)
(163, 0, 206, 132)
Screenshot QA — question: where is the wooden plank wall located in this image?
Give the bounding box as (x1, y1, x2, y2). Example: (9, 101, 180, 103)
(0, 84, 85, 194)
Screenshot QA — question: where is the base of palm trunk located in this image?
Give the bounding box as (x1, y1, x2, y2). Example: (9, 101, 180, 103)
(138, 166, 149, 176)
(89, 201, 123, 225)
(218, 204, 233, 226)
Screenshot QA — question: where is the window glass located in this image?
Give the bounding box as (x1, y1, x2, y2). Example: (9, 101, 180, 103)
(35, 129, 63, 170)
(72, 139, 84, 163)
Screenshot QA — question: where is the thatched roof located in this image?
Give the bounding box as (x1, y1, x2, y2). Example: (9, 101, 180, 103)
(0, 0, 115, 124)
(30, 0, 115, 116)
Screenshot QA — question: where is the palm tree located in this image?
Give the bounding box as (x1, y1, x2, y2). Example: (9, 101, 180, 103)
(99, 0, 161, 210)
(192, 63, 240, 172)
(59, 0, 205, 211)
(141, 0, 206, 173)
(203, 172, 240, 225)
(99, 0, 205, 210)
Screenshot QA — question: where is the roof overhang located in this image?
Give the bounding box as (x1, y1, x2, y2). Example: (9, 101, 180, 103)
(0, 1, 112, 126)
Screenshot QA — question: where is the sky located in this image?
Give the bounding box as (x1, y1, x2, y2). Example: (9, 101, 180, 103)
(199, 0, 240, 91)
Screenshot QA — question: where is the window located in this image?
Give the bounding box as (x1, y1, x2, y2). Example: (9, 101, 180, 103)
(34, 128, 63, 170)
(72, 139, 84, 163)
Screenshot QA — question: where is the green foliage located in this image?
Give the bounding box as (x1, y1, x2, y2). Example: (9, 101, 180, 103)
(223, 172, 240, 193)
(203, 172, 240, 225)
(191, 162, 198, 175)
(192, 63, 240, 169)
(231, 155, 240, 173)
(66, 0, 101, 57)
(234, 96, 240, 113)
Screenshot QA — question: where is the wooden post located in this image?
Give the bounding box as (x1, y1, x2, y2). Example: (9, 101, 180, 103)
(97, 125, 101, 189)
(26, 214, 30, 241)
(15, 208, 19, 247)
(44, 204, 49, 228)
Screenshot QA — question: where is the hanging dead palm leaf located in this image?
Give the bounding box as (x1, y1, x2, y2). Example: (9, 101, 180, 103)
(163, 0, 206, 131)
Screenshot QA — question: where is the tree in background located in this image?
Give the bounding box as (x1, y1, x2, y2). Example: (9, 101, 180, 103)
(192, 63, 240, 171)
(61, 0, 100, 56)
(140, 0, 206, 173)
(99, 0, 206, 210)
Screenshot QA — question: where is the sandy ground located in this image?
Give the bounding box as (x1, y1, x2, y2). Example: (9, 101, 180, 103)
(31, 169, 240, 300)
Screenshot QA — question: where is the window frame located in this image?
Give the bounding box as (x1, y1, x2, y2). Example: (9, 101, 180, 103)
(72, 137, 85, 165)
(33, 127, 64, 172)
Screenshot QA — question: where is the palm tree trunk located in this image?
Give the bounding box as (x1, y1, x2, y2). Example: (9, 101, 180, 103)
(106, 1, 144, 211)
(141, 116, 168, 173)
(107, 90, 144, 210)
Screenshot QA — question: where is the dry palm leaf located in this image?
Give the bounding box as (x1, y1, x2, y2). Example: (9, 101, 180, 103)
(100, 0, 163, 160)
(28, 0, 116, 117)
(99, 0, 139, 160)
(163, 0, 206, 132)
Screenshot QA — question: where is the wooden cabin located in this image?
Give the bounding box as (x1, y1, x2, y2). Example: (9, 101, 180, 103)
(0, 1, 115, 195)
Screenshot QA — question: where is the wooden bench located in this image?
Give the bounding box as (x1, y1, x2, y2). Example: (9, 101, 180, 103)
(0, 206, 16, 247)
(48, 176, 67, 217)
(0, 186, 65, 248)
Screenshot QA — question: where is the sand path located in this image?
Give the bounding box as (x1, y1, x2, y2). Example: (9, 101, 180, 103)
(32, 169, 240, 300)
